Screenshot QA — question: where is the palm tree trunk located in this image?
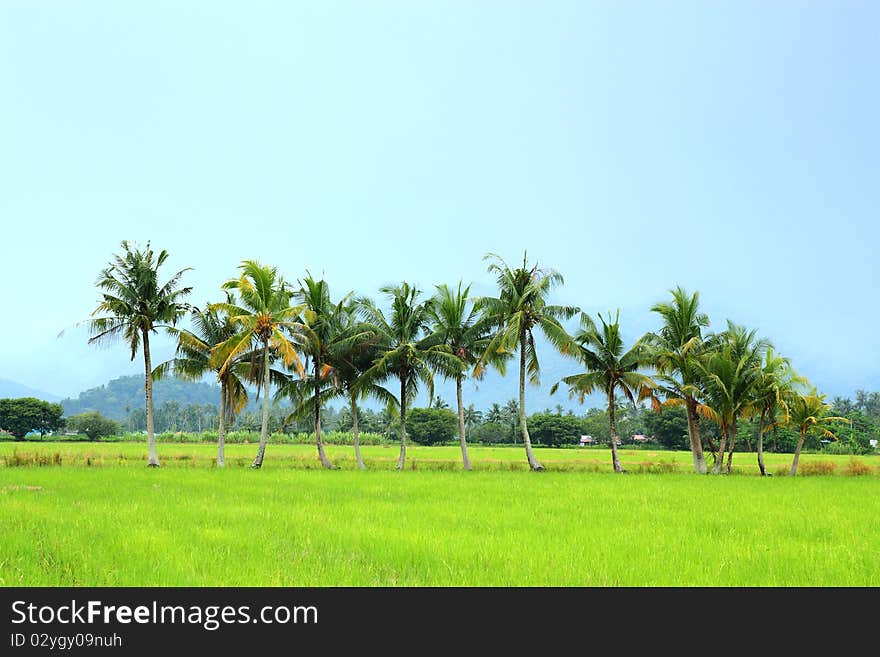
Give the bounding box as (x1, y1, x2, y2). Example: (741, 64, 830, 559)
(520, 334, 543, 471)
(789, 430, 807, 476)
(757, 410, 766, 476)
(608, 391, 623, 473)
(712, 421, 729, 474)
(725, 419, 737, 474)
(314, 360, 335, 469)
(142, 329, 160, 467)
(456, 375, 472, 471)
(217, 378, 227, 468)
(685, 397, 707, 474)
(252, 342, 271, 468)
(351, 392, 366, 470)
(396, 374, 407, 470)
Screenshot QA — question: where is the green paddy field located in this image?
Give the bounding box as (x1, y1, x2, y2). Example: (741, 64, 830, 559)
(2, 443, 879, 586)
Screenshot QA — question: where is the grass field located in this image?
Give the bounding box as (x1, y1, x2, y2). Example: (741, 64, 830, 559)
(2, 442, 879, 586)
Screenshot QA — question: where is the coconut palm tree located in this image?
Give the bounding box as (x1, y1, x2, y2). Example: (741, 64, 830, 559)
(427, 282, 494, 470)
(358, 282, 459, 470)
(282, 276, 351, 469)
(715, 322, 771, 472)
(476, 252, 579, 471)
(328, 322, 395, 470)
(644, 287, 711, 474)
(85, 240, 192, 467)
(551, 311, 656, 473)
(153, 299, 251, 467)
(211, 260, 305, 468)
(463, 404, 483, 431)
(692, 325, 766, 474)
(751, 348, 803, 476)
(786, 391, 848, 476)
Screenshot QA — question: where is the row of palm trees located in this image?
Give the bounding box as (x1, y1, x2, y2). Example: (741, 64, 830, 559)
(85, 241, 845, 476)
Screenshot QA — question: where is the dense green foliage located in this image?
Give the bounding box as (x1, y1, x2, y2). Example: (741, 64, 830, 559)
(526, 413, 585, 447)
(0, 398, 64, 439)
(64, 411, 119, 441)
(406, 408, 458, 445)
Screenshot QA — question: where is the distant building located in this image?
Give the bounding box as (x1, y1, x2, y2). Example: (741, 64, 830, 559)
(579, 435, 593, 446)
(632, 434, 650, 443)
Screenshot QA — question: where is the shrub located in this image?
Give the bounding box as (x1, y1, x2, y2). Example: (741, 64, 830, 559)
(843, 458, 874, 476)
(798, 461, 837, 476)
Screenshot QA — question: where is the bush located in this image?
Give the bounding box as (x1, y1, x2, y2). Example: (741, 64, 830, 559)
(798, 461, 837, 476)
(844, 458, 874, 476)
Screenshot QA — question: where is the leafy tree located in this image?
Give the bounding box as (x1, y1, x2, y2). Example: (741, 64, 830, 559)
(84, 240, 192, 466)
(212, 261, 305, 468)
(787, 391, 848, 476)
(0, 398, 65, 439)
(153, 300, 251, 467)
(470, 421, 510, 444)
(526, 413, 585, 447)
(645, 287, 712, 474)
(358, 282, 458, 470)
(427, 282, 494, 470)
(66, 411, 118, 441)
(552, 311, 655, 472)
(406, 407, 458, 445)
(476, 252, 579, 471)
(643, 405, 690, 450)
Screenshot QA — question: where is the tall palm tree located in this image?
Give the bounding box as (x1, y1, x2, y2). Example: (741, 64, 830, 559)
(552, 311, 655, 473)
(153, 300, 251, 467)
(752, 348, 802, 476)
(786, 391, 848, 476)
(211, 260, 305, 469)
(476, 252, 579, 471)
(645, 287, 711, 474)
(85, 240, 192, 467)
(358, 282, 459, 470)
(427, 282, 493, 470)
(282, 276, 352, 469)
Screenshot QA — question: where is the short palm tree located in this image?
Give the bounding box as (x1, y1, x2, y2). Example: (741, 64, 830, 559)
(644, 287, 711, 474)
(427, 282, 493, 470)
(752, 348, 803, 476)
(693, 325, 766, 474)
(211, 260, 305, 468)
(85, 241, 192, 467)
(358, 282, 459, 470)
(786, 391, 848, 476)
(476, 252, 579, 471)
(153, 300, 252, 467)
(551, 311, 655, 473)
(328, 323, 395, 470)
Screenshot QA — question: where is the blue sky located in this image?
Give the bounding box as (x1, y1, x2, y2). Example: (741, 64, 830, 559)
(1, 2, 877, 408)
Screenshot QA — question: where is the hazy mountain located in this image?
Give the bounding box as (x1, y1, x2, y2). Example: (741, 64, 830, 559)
(61, 375, 226, 420)
(0, 378, 62, 402)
